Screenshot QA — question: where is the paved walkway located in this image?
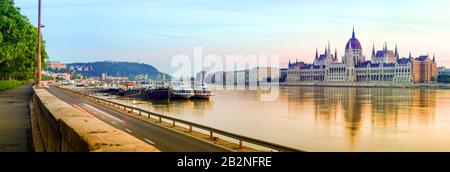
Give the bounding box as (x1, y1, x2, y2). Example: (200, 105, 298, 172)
(0, 84, 33, 152)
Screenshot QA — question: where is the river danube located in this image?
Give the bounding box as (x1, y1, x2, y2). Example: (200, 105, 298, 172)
(99, 86, 450, 151)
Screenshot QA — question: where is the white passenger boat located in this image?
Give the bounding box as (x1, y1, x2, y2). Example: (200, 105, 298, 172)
(193, 84, 214, 99)
(172, 85, 195, 99)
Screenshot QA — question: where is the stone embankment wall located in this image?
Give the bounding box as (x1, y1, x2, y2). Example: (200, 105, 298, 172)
(30, 88, 159, 152)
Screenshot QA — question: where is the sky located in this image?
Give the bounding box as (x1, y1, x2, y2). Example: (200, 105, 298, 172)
(14, 0, 450, 74)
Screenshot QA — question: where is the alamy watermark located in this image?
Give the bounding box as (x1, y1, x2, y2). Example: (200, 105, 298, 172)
(170, 47, 280, 101)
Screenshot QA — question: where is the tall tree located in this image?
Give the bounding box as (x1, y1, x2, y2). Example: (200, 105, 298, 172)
(0, 0, 48, 80)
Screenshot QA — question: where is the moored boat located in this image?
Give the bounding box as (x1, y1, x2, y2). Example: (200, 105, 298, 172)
(193, 84, 214, 99)
(140, 81, 172, 101)
(172, 85, 194, 99)
(141, 88, 171, 101)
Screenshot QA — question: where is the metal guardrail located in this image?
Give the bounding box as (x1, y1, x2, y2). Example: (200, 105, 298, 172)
(54, 86, 303, 152)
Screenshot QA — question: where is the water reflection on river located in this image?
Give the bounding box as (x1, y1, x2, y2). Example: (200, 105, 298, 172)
(97, 86, 450, 151)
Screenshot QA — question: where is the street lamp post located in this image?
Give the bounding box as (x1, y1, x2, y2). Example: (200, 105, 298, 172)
(36, 0, 42, 88)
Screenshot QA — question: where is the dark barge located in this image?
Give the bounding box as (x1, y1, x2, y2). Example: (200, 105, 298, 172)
(101, 88, 172, 101)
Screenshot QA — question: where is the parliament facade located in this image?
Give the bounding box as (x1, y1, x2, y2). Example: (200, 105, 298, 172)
(287, 28, 437, 84)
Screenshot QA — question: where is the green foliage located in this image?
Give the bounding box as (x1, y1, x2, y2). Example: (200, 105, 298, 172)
(0, 0, 48, 80)
(73, 74, 84, 79)
(0, 80, 27, 91)
(41, 75, 54, 81)
(437, 75, 450, 83)
(55, 77, 65, 82)
(67, 61, 169, 80)
(45, 67, 68, 73)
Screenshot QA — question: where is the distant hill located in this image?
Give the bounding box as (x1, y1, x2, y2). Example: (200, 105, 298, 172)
(66, 61, 170, 80)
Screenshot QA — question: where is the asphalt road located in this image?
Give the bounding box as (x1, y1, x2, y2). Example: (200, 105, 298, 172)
(47, 87, 228, 152)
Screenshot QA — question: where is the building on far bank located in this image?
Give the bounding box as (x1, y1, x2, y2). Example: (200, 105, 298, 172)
(287, 61, 305, 83)
(438, 66, 450, 76)
(41, 71, 71, 81)
(100, 73, 128, 81)
(287, 27, 438, 84)
(43, 61, 71, 81)
(200, 67, 280, 85)
(56, 73, 71, 81)
(47, 61, 67, 70)
(279, 68, 288, 82)
(437, 66, 450, 83)
(412, 55, 438, 83)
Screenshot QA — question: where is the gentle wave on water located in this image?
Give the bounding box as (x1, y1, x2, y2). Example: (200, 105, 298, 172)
(95, 86, 450, 151)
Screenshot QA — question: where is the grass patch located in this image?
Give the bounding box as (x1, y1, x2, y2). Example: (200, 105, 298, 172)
(0, 80, 28, 92)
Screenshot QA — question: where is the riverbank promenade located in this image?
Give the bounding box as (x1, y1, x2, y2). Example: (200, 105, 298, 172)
(0, 84, 33, 152)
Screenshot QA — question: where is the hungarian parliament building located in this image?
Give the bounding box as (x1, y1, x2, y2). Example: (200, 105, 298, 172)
(287, 28, 437, 84)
